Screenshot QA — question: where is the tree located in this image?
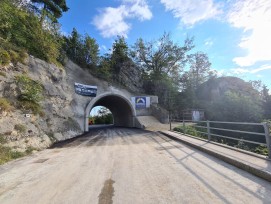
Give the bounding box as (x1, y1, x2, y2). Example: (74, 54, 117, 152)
(188, 52, 213, 89)
(82, 34, 99, 69)
(111, 36, 129, 76)
(64, 28, 81, 61)
(97, 55, 112, 80)
(262, 85, 271, 119)
(179, 52, 215, 109)
(64, 30, 100, 71)
(131, 33, 194, 81)
(206, 91, 263, 122)
(0, 0, 62, 65)
(94, 107, 113, 124)
(30, 0, 69, 22)
(131, 33, 194, 110)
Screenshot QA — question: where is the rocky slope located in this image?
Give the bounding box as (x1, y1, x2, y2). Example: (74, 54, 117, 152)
(0, 56, 141, 152)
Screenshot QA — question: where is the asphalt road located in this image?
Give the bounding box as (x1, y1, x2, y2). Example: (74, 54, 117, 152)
(0, 127, 271, 204)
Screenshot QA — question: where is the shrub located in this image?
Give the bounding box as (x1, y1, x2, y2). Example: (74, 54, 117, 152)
(0, 49, 10, 66)
(0, 0, 63, 66)
(17, 100, 42, 115)
(173, 125, 206, 139)
(0, 145, 26, 165)
(9, 50, 20, 64)
(25, 146, 37, 154)
(14, 124, 26, 133)
(15, 75, 44, 115)
(0, 97, 13, 112)
(0, 134, 7, 144)
(15, 75, 43, 103)
(254, 145, 268, 156)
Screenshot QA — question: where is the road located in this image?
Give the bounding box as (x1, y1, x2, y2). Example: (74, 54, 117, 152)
(0, 127, 270, 204)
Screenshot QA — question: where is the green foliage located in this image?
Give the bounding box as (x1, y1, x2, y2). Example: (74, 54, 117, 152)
(25, 146, 37, 154)
(30, 0, 69, 22)
(0, 134, 7, 144)
(15, 75, 43, 103)
(131, 33, 194, 80)
(17, 99, 43, 115)
(82, 35, 99, 68)
(92, 107, 113, 125)
(262, 86, 271, 119)
(64, 28, 100, 71)
(0, 97, 13, 112)
(0, 49, 10, 65)
(131, 33, 194, 111)
(173, 125, 206, 139)
(0, 38, 27, 65)
(14, 124, 26, 133)
(15, 75, 43, 115)
(0, 144, 37, 165)
(0, 145, 25, 165)
(0, 0, 63, 65)
(111, 36, 129, 75)
(206, 90, 263, 122)
(97, 56, 112, 80)
(94, 113, 113, 125)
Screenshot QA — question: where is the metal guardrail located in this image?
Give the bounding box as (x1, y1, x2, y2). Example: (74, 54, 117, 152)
(171, 120, 271, 158)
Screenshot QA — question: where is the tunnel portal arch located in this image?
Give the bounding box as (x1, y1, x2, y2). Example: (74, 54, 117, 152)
(85, 93, 136, 131)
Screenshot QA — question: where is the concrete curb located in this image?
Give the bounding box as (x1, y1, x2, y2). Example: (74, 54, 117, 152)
(159, 131, 271, 183)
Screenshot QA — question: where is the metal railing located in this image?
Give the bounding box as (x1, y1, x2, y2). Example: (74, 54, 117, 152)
(171, 120, 271, 158)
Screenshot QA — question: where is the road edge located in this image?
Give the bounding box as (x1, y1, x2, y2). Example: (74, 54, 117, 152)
(159, 131, 271, 183)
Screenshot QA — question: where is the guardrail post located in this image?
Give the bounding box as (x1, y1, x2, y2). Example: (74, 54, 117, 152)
(207, 121, 211, 141)
(183, 120, 186, 134)
(263, 122, 271, 159)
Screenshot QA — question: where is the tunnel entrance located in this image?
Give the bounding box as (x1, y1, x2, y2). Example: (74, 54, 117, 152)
(85, 93, 136, 131)
(89, 106, 113, 126)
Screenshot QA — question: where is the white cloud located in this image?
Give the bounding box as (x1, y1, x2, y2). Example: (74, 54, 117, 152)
(228, 0, 271, 67)
(231, 64, 271, 74)
(160, 0, 222, 26)
(93, 0, 152, 38)
(204, 38, 214, 47)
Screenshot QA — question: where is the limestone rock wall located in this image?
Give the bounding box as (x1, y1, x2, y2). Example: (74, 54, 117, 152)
(0, 56, 138, 151)
(118, 61, 143, 93)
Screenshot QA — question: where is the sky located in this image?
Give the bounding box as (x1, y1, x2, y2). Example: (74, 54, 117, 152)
(59, 0, 271, 90)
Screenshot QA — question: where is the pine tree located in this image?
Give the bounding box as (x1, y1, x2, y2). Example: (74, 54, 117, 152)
(30, 0, 69, 22)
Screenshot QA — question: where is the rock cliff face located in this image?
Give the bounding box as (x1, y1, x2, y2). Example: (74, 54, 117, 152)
(197, 76, 258, 101)
(0, 56, 139, 152)
(118, 61, 143, 93)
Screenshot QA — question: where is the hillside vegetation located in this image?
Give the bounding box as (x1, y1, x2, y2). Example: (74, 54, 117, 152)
(0, 0, 271, 124)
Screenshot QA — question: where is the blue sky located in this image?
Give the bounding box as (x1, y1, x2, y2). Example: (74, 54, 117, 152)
(59, 0, 271, 89)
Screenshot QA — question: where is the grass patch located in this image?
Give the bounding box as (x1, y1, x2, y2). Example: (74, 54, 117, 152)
(0, 134, 7, 144)
(0, 97, 13, 112)
(25, 146, 38, 154)
(15, 75, 44, 115)
(17, 100, 43, 115)
(15, 75, 43, 103)
(174, 124, 269, 156)
(0, 49, 10, 66)
(0, 145, 26, 165)
(173, 125, 207, 139)
(0, 145, 38, 165)
(14, 124, 26, 134)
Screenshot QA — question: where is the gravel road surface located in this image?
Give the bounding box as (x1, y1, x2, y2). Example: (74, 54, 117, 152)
(0, 127, 270, 204)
